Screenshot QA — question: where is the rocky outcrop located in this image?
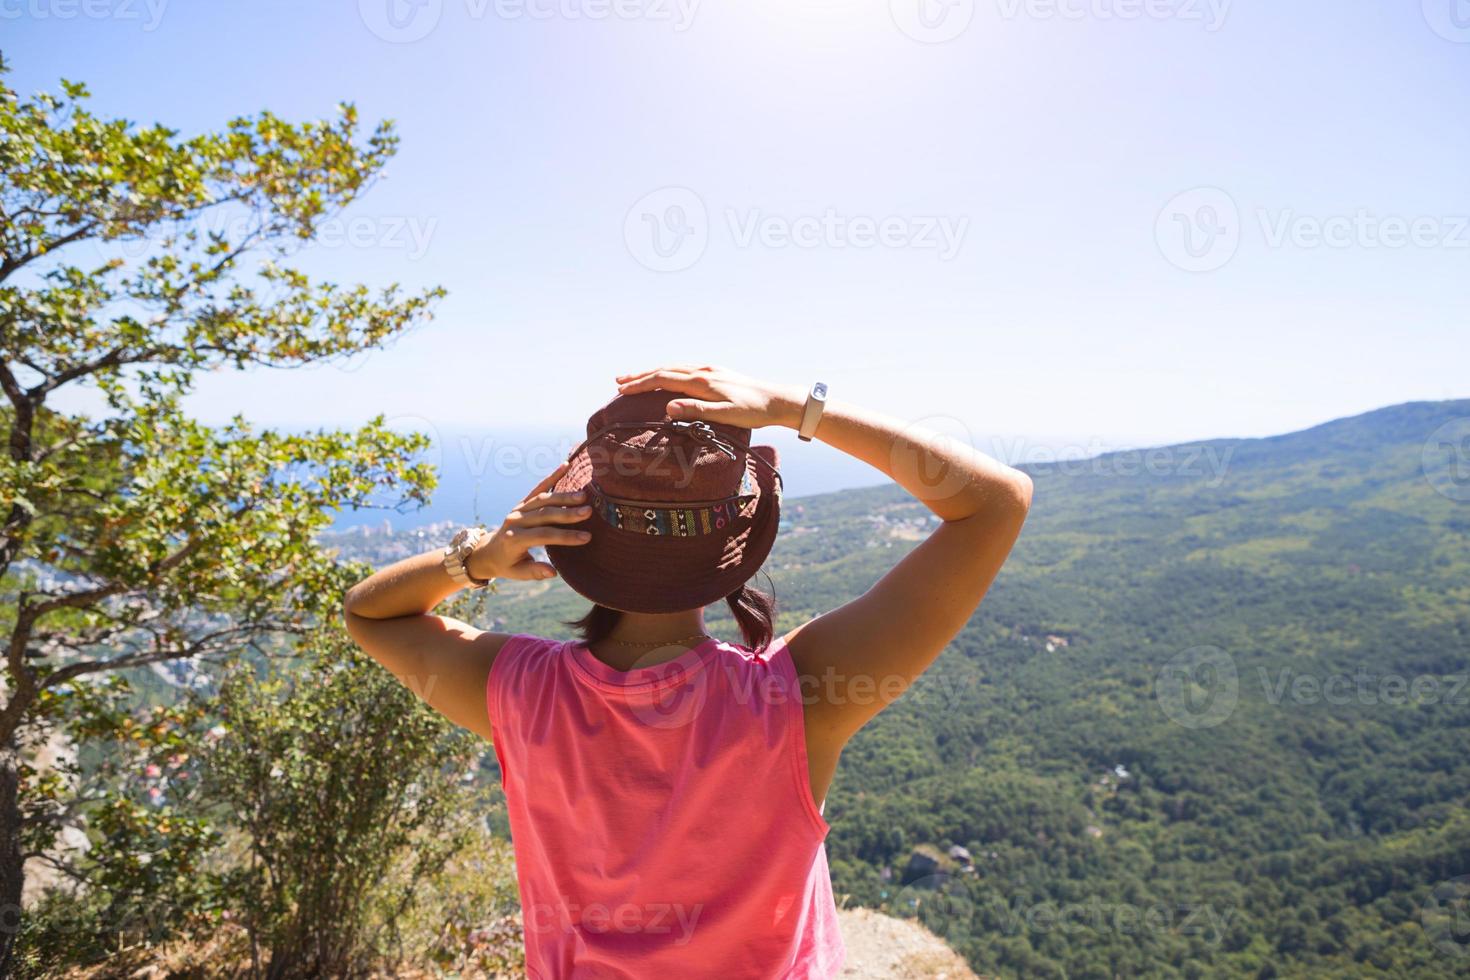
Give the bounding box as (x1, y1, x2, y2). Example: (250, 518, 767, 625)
(900, 843, 976, 885)
(836, 908, 978, 979)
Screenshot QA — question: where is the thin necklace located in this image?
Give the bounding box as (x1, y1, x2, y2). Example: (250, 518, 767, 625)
(604, 631, 712, 648)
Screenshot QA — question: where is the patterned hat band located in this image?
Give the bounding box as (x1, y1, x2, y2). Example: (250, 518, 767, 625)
(564, 419, 783, 538)
(588, 463, 761, 537)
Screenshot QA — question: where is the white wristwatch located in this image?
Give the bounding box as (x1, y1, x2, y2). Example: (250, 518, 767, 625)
(797, 381, 828, 443)
(443, 527, 493, 590)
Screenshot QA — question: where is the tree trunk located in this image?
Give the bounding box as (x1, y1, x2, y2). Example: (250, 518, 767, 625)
(0, 745, 26, 977)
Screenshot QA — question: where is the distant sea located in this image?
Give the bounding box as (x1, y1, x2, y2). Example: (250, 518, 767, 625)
(330, 422, 1151, 532)
(331, 424, 889, 531)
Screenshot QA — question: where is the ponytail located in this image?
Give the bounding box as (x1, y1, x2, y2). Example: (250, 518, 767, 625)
(725, 581, 776, 652)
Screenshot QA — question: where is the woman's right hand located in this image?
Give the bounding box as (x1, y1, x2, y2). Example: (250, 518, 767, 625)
(467, 460, 594, 582)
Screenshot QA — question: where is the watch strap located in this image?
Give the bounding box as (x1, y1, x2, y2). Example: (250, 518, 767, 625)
(797, 381, 828, 442)
(444, 527, 493, 589)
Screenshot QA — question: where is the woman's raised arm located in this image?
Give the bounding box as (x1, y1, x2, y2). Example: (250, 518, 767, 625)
(341, 461, 593, 739)
(614, 365, 1032, 796)
(771, 394, 1032, 739)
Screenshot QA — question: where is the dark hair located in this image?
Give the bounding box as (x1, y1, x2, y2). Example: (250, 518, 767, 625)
(565, 580, 777, 652)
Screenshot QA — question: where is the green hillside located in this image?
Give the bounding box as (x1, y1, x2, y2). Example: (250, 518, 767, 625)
(441, 399, 1470, 978)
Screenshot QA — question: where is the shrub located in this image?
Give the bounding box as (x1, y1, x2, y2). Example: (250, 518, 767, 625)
(202, 628, 485, 979)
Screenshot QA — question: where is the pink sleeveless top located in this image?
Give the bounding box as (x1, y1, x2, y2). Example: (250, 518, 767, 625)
(486, 632, 846, 979)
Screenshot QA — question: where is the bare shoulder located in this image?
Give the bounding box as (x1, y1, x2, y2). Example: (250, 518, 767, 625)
(344, 613, 529, 740)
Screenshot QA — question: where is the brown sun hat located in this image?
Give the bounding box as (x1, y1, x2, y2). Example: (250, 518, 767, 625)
(543, 389, 783, 614)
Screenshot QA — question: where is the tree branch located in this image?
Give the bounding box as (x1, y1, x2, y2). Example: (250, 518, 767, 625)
(39, 618, 307, 689)
(0, 221, 100, 285)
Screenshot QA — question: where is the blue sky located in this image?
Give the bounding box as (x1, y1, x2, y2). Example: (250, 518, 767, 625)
(8, 0, 1469, 478)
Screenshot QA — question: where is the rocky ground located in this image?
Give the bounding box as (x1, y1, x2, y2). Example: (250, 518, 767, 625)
(836, 908, 980, 980)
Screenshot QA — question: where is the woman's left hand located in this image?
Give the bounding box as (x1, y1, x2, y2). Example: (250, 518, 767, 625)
(614, 364, 805, 430)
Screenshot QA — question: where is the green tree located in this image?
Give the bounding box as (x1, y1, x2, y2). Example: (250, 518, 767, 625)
(0, 61, 442, 969)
